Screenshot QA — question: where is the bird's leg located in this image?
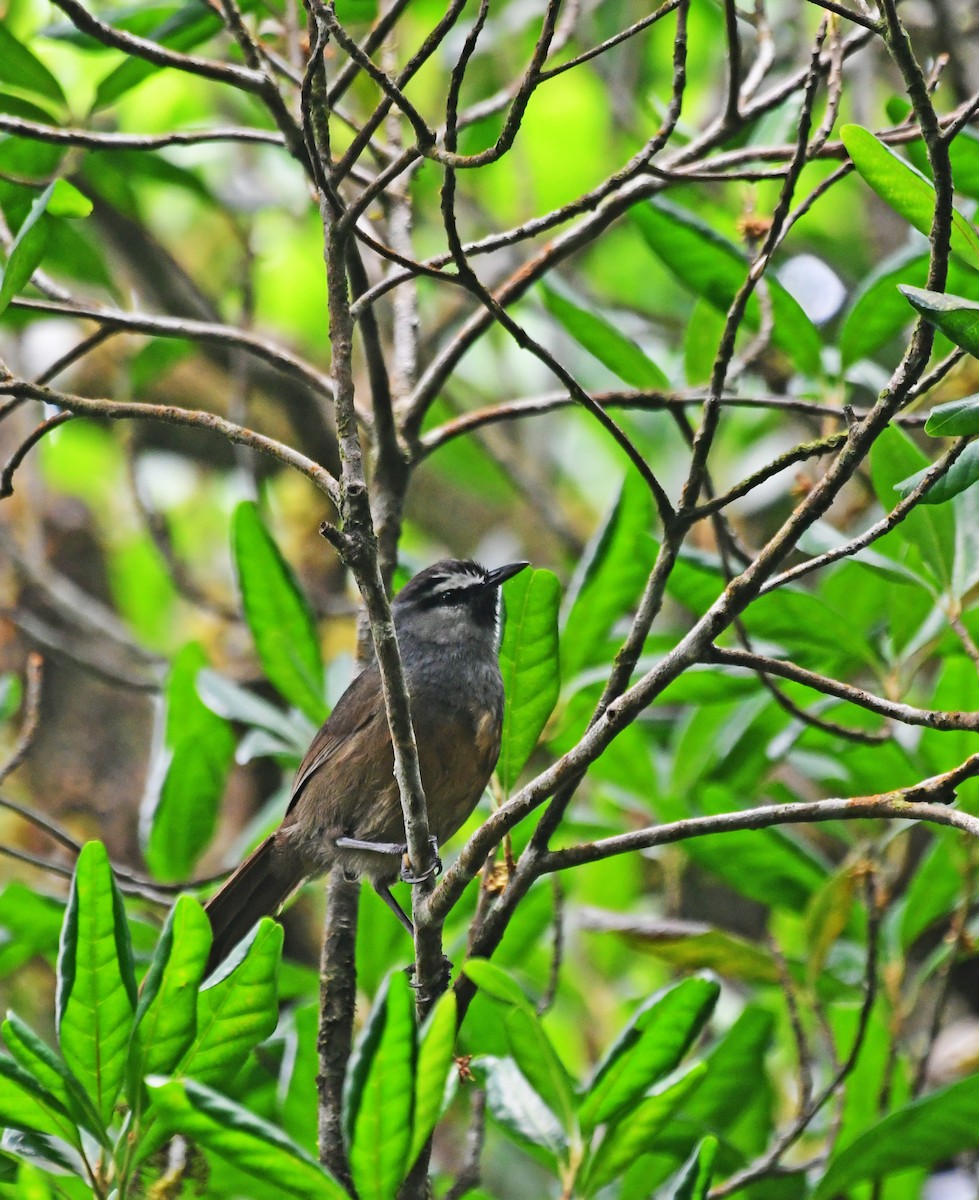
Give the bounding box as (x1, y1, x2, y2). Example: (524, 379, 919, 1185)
(335, 836, 405, 855)
(399, 836, 442, 884)
(374, 882, 415, 936)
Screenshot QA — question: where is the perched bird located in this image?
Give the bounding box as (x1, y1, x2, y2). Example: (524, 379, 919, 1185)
(204, 558, 528, 971)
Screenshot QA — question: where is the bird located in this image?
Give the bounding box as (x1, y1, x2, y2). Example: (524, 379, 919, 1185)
(204, 557, 529, 972)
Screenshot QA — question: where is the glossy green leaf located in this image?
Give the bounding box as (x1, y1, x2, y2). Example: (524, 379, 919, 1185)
(0, 25, 66, 108)
(680, 1006, 774, 1131)
(898, 832, 961, 948)
(813, 1072, 979, 1198)
(497, 568, 561, 792)
(2, 1013, 103, 1142)
(925, 395, 979, 437)
(894, 442, 979, 506)
(462, 959, 576, 1134)
(540, 281, 669, 389)
(45, 180, 92, 219)
(631, 199, 822, 377)
(581, 1065, 706, 1196)
(408, 990, 457, 1167)
(561, 472, 658, 679)
(142, 643, 236, 882)
(197, 667, 314, 748)
(479, 1055, 566, 1163)
(0, 183, 53, 315)
(348, 972, 416, 1200)
(840, 248, 928, 367)
(870, 425, 954, 587)
(841, 125, 979, 270)
(0, 1054, 76, 1142)
(14, 1160, 55, 1198)
(663, 1136, 718, 1200)
(903, 286, 979, 360)
(56, 841, 137, 1125)
(232, 501, 326, 724)
(579, 976, 719, 1134)
(146, 1077, 346, 1199)
(131, 895, 211, 1079)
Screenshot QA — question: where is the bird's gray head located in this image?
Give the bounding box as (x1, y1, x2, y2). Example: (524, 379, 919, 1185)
(393, 558, 529, 646)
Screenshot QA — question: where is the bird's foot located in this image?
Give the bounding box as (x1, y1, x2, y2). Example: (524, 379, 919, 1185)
(406, 954, 453, 998)
(400, 837, 442, 884)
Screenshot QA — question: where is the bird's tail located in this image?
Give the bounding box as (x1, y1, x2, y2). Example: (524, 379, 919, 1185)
(204, 835, 302, 974)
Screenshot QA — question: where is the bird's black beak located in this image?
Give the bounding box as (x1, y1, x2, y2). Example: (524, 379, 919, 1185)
(484, 561, 530, 588)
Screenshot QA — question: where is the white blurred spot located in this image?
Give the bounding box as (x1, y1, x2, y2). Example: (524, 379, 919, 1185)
(778, 254, 846, 324)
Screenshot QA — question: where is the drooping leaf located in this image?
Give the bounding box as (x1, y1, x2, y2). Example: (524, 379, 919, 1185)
(462, 959, 576, 1134)
(146, 1077, 346, 1199)
(561, 472, 658, 679)
(232, 501, 326, 724)
(0, 183, 54, 316)
(0, 25, 66, 109)
(813, 1073, 979, 1199)
(497, 568, 561, 792)
(631, 199, 823, 377)
(841, 125, 979, 270)
(894, 442, 979, 507)
(902, 286, 979, 360)
(579, 976, 719, 1134)
(924, 395, 979, 437)
(56, 842, 137, 1125)
(540, 280, 669, 389)
(662, 1136, 718, 1200)
(142, 643, 236, 882)
(347, 972, 416, 1200)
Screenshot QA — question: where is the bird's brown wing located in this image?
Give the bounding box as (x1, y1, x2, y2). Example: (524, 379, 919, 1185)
(286, 663, 389, 818)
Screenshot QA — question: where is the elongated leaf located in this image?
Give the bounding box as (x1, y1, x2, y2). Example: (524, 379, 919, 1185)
(840, 248, 928, 368)
(56, 842, 136, 1125)
(0, 25, 66, 108)
(898, 832, 961, 948)
(561, 472, 658, 679)
(0, 183, 53, 315)
(146, 1077, 346, 1199)
(143, 643, 235, 882)
(813, 1072, 979, 1198)
(581, 1065, 706, 1196)
(197, 667, 313, 747)
(925, 395, 979, 437)
(130, 895, 211, 1079)
(631, 199, 822, 377)
(463, 959, 576, 1134)
(579, 976, 719, 1134)
(478, 1055, 565, 1163)
(348, 972, 416, 1200)
(408, 991, 457, 1167)
(680, 1006, 774, 1131)
(841, 126, 979, 270)
(0, 883, 64, 973)
(903, 286, 979, 360)
(540, 281, 669, 389)
(178, 919, 282, 1088)
(895, 442, 979, 506)
(497, 568, 561, 792)
(2, 1014, 103, 1142)
(0, 1054, 77, 1143)
(664, 1136, 718, 1200)
(232, 501, 326, 724)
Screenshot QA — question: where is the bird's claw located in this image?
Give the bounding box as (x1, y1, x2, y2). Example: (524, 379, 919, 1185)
(400, 836, 442, 884)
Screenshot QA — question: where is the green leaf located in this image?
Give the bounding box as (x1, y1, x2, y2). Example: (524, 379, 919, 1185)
(631, 199, 822, 377)
(813, 1072, 979, 1198)
(0, 25, 66, 109)
(580, 1065, 706, 1196)
(178, 918, 282, 1089)
(408, 991, 456, 1168)
(894, 442, 979, 506)
(45, 180, 92, 219)
(903, 286, 979, 360)
(145, 1077, 347, 1199)
(579, 976, 719, 1134)
(478, 1055, 566, 1163)
(663, 1136, 718, 1200)
(0, 183, 53, 316)
(680, 1006, 775, 1131)
(925, 395, 979, 437)
(56, 841, 137, 1125)
(540, 280, 669, 389)
(232, 501, 326, 724)
(130, 895, 211, 1079)
(840, 248, 928, 368)
(561, 472, 658, 679)
(347, 972, 416, 1200)
(0, 1054, 77, 1143)
(142, 643, 236, 882)
(841, 125, 979, 270)
(197, 668, 313, 748)
(2, 1013, 104, 1142)
(497, 568, 561, 792)
(462, 959, 576, 1134)
(803, 864, 862, 988)
(898, 832, 962, 948)
(0, 882, 64, 973)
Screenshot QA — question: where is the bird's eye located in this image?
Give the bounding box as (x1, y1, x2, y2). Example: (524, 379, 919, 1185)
(438, 587, 465, 604)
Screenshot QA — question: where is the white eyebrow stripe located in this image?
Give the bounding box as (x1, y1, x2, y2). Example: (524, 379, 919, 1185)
(432, 570, 484, 592)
